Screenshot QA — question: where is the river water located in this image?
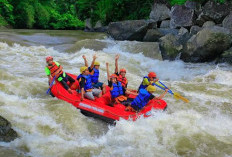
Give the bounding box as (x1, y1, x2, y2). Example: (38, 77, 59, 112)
(0, 29, 232, 157)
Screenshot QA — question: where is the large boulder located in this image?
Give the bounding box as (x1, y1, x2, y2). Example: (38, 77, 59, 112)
(222, 12, 232, 33)
(216, 47, 232, 64)
(196, 1, 232, 25)
(176, 27, 191, 45)
(170, 5, 196, 28)
(159, 34, 183, 60)
(160, 20, 170, 28)
(143, 29, 163, 42)
(0, 116, 18, 142)
(84, 18, 93, 32)
(108, 20, 155, 41)
(158, 28, 179, 36)
(149, 3, 170, 22)
(202, 21, 215, 28)
(181, 26, 232, 62)
(190, 25, 202, 35)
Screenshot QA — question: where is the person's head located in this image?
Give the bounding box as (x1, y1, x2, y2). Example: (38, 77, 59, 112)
(80, 66, 89, 75)
(119, 68, 126, 77)
(110, 74, 118, 83)
(94, 61, 100, 70)
(148, 72, 157, 81)
(147, 85, 156, 93)
(46, 56, 53, 65)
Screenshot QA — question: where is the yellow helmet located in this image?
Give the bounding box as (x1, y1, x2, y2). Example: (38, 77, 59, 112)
(147, 85, 156, 92)
(94, 61, 100, 66)
(80, 66, 88, 73)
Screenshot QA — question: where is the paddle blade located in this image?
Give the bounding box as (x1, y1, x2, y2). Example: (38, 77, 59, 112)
(173, 92, 189, 103)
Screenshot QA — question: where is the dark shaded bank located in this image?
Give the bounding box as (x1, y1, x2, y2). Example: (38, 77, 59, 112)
(0, 116, 18, 142)
(107, 0, 232, 64)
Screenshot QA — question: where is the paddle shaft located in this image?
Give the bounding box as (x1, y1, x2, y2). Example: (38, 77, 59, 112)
(46, 76, 56, 94)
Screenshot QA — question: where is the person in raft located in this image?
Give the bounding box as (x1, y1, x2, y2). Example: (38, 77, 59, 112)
(45, 56, 74, 94)
(126, 85, 168, 112)
(77, 66, 102, 101)
(114, 54, 128, 89)
(106, 62, 135, 106)
(138, 72, 159, 91)
(82, 54, 106, 94)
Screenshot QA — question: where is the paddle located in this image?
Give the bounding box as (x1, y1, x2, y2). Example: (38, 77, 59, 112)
(46, 76, 56, 94)
(154, 81, 189, 103)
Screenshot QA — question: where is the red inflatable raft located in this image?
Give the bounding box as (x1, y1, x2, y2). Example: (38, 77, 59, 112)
(50, 73, 167, 123)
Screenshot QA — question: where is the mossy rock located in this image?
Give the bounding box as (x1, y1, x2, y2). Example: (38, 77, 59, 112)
(0, 116, 18, 142)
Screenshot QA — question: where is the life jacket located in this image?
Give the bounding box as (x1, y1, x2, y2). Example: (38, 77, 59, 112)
(117, 74, 128, 88)
(47, 62, 63, 77)
(138, 76, 155, 90)
(77, 74, 92, 91)
(90, 68, 99, 84)
(131, 89, 151, 110)
(110, 82, 124, 99)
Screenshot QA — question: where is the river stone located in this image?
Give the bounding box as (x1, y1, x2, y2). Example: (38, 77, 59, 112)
(159, 34, 183, 60)
(216, 47, 232, 64)
(222, 12, 232, 33)
(170, 5, 196, 28)
(160, 20, 170, 28)
(177, 27, 191, 45)
(85, 18, 93, 31)
(190, 25, 202, 35)
(143, 29, 163, 42)
(158, 28, 179, 36)
(196, 1, 232, 25)
(108, 20, 155, 41)
(202, 21, 215, 28)
(149, 3, 170, 22)
(0, 116, 18, 142)
(181, 26, 232, 62)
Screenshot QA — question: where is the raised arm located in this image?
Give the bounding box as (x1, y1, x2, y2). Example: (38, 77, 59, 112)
(90, 54, 97, 69)
(106, 62, 110, 81)
(82, 55, 88, 67)
(115, 54, 119, 73)
(155, 89, 168, 100)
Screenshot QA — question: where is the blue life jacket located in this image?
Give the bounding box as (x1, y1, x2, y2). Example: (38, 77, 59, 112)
(131, 89, 151, 110)
(90, 68, 99, 84)
(77, 74, 92, 91)
(110, 82, 124, 99)
(138, 76, 155, 90)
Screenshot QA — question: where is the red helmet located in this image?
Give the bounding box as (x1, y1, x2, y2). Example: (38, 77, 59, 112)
(120, 68, 126, 73)
(110, 74, 118, 79)
(148, 72, 157, 78)
(46, 56, 53, 62)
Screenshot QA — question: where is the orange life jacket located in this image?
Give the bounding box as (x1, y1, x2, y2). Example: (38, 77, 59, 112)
(117, 74, 128, 88)
(47, 62, 63, 77)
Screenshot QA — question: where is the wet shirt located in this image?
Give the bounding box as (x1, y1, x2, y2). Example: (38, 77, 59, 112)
(79, 77, 86, 89)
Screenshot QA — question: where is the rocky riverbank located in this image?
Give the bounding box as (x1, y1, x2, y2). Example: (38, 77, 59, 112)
(0, 116, 18, 142)
(106, 0, 232, 64)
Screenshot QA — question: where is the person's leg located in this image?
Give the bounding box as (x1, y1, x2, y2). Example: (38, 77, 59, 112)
(60, 79, 70, 90)
(92, 88, 102, 98)
(84, 91, 95, 100)
(66, 74, 75, 83)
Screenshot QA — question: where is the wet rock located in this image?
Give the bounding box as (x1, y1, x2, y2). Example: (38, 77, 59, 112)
(196, 1, 232, 25)
(216, 47, 232, 64)
(181, 26, 232, 62)
(108, 20, 155, 41)
(202, 21, 215, 28)
(160, 20, 170, 28)
(0, 116, 18, 142)
(222, 12, 232, 33)
(149, 3, 170, 22)
(84, 18, 93, 31)
(143, 29, 163, 42)
(190, 25, 202, 35)
(159, 34, 183, 60)
(176, 27, 191, 45)
(170, 5, 196, 28)
(158, 28, 179, 36)
(185, 0, 200, 10)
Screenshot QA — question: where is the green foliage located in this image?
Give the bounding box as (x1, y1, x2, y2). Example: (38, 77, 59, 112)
(0, 0, 14, 25)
